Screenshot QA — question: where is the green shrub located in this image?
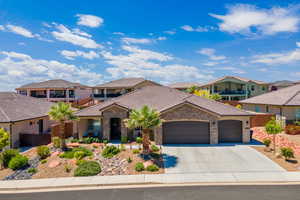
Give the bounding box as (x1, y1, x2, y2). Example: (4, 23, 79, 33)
(103, 139, 108, 145)
(79, 137, 101, 144)
(8, 155, 28, 170)
(132, 149, 140, 154)
(146, 164, 159, 172)
(40, 159, 47, 164)
(70, 138, 79, 143)
(263, 139, 271, 147)
(59, 147, 92, 159)
(127, 157, 132, 163)
(76, 159, 87, 166)
(27, 168, 37, 174)
(74, 161, 101, 176)
(280, 147, 294, 160)
(52, 137, 61, 148)
(136, 137, 142, 144)
(37, 145, 50, 159)
(135, 162, 144, 172)
(74, 151, 85, 160)
(121, 136, 128, 144)
(151, 145, 159, 152)
(2, 149, 19, 167)
(102, 146, 120, 158)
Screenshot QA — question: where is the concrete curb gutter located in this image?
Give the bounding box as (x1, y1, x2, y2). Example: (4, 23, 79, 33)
(1, 172, 300, 193)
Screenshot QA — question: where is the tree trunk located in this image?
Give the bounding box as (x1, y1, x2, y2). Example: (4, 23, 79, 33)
(273, 134, 276, 154)
(60, 121, 66, 150)
(142, 128, 151, 154)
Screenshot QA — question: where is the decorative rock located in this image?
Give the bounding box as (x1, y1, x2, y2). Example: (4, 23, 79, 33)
(48, 160, 61, 168)
(51, 151, 60, 157)
(91, 143, 101, 147)
(67, 143, 80, 147)
(143, 160, 154, 168)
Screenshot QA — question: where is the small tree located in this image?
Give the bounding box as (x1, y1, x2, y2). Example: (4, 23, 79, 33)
(0, 128, 9, 169)
(124, 105, 163, 154)
(193, 89, 222, 101)
(186, 85, 199, 94)
(265, 118, 283, 154)
(48, 102, 78, 150)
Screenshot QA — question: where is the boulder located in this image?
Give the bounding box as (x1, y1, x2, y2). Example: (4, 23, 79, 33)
(48, 160, 61, 168)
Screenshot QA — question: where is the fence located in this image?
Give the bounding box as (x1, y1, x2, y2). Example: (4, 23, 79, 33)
(20, 133, 51, 146)
(250, 113, 275, 128)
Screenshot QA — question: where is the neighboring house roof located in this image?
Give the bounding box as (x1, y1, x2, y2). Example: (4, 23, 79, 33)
(94, 77, 159, 88)
(76, 85, 252, 117)
(17, 79, 90, 89)
(167, 82, 203, 89)
(269, 80, 295, 87)
(201, 76, 267, 87)
(0, 92, 54, 123)
(240, 84, 300, 106)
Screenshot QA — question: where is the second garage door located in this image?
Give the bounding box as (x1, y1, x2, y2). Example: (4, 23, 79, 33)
(163, 121, 210, 144)
(218, 120, 242, 143)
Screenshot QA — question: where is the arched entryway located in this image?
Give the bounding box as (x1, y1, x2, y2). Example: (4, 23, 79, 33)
(110, 118, 121, 140)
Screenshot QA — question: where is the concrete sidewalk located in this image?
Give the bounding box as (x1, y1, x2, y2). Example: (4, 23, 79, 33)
(1, 172, 300, 191)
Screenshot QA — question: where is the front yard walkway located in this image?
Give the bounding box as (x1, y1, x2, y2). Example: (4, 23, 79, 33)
(162, 144, 285, 174)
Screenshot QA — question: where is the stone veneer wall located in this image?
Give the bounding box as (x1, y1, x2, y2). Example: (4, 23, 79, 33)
(154, 104, 219, 145)
(102, 106, 128, 140)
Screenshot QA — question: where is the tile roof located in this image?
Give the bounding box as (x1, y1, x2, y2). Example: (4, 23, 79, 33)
(17, 79, 89, 89)
(94, 77, 157, 88)
(0, 92, 54, 122)
(202, 76, 267, 87)
(240, 83, 300, 106)
(167, 82, 203, 89)
(76, 85, 252, 117)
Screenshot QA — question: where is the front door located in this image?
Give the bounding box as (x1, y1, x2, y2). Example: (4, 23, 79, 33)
(110, 118, 121, 140)
(38, 119, 44, 134)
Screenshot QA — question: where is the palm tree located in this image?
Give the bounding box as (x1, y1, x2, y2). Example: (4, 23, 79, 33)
(124, 105, 163, 154)
(48, 102, 78, 150)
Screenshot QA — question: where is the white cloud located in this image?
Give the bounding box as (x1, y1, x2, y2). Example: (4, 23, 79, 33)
(210, 4, 300, 35)
(5, 25, 35, 38)
(181, 25, 215, 32)
(101, 45, 213, 83)
(60, 50, 99, 60)
(0, 25, 5, 31)
(217, 66, 246, 74)
(113, 32, 125, 36)
(252, 42, 300, 64)
(203, 61, 219, 66)
(52, 24, 102, 48)
(72, 28, 92, 38)
(76, 14, 104, 28)
(0, 51, 102, 91)
(157, 36, 167, 41)
(164, 30, 176, 35)
(122, 37, 152, 44)
(197, 48, 226, 60)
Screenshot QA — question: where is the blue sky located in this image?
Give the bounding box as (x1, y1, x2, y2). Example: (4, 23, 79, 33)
(0, 0, 300, 90)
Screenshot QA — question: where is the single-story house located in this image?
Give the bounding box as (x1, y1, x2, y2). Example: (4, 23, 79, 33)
(0, 92, 54, 148)
(240, 84, 300, 124)
(75, 85, 253, 145)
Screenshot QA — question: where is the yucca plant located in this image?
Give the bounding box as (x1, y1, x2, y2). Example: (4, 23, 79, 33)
(124, 105, 162, 154)
(48, 102, 78, 150)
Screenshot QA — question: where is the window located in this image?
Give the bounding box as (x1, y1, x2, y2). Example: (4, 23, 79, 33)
(262, 86, 265, 91)
(251, 85, 255, 91)
(266, 106, 269, 113)
(255, 105, 260, 112)
(296, 108, 300, 120)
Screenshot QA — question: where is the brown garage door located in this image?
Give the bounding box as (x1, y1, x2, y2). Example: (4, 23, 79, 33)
(163, 121, 210, 144)
(218, 120, 242, 143)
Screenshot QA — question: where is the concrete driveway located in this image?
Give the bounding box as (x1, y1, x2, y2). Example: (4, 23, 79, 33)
(162, 145, 285, 174)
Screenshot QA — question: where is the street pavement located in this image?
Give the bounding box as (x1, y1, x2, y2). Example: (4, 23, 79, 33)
(1, 184, 300, 200)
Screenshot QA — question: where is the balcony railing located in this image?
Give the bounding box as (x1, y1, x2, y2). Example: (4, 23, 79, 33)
(93, 93, 122, 98)
(216, 90, 246, 95)
(50, 94, 66, 98)
(31, 95, 47, 98)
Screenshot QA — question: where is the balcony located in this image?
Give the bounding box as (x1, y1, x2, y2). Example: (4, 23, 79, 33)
(93, 93, 122, 98)
(31, 94, 47, 98)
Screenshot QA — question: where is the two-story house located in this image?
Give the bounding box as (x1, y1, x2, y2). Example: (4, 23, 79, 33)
(198, 76, 269, 101)
(92, 77, 160, 102)
(16, 79, 92, 103)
